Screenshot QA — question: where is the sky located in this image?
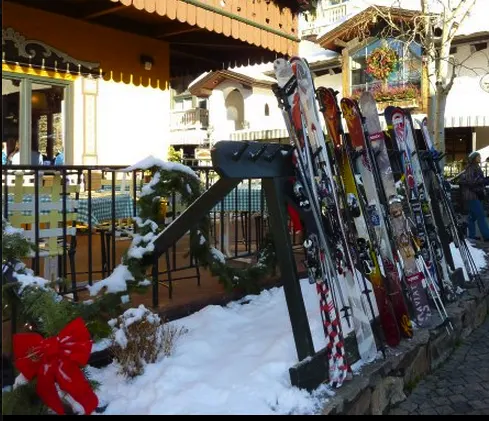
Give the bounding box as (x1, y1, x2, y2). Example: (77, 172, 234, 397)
(84, 241, 487, 416)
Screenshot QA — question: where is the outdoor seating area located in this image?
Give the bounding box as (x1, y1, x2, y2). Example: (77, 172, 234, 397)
(1, 164, 301, 310)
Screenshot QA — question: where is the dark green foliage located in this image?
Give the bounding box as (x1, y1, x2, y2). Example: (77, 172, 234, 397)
(2, 381, 50, 415)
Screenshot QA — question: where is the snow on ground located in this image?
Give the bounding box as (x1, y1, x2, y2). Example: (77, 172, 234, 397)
(87, 243, 487, 415)
(450, 240, 488, 281)
(88, 278, 360, 415)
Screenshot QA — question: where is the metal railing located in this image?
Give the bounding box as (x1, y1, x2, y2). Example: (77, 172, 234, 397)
(300, 1, 349, 37)
(2, 164, 296, 308)
(444, 161, 489, 178)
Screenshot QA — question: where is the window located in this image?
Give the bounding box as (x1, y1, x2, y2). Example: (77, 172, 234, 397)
(351, 38, 422, 102)
(264, 103, 270, 116)
(2, 73, 72, 165)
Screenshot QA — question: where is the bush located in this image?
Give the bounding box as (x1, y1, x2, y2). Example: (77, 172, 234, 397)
(109, 305, 187, 378)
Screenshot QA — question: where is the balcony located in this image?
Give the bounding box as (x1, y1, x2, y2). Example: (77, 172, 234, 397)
(170, 108, 209, 131)
(300, 2, 350, 38)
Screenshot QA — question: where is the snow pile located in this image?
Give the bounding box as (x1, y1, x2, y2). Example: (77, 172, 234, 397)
(87, 265, 135, 296)
(123, 156, 198, 179)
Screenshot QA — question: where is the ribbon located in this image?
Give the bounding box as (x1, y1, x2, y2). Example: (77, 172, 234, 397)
(13, 317, 99, 415)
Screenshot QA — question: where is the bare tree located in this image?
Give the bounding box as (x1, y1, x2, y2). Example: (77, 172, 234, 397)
(348, 0, 478, 156)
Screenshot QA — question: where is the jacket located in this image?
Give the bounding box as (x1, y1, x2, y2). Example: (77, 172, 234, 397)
(459, 163, 486, 201)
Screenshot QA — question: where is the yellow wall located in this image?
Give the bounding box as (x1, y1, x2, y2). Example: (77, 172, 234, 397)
(3, 2, 170, 89)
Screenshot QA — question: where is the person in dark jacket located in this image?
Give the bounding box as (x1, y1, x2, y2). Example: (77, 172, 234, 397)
(459, 151, 489, 241)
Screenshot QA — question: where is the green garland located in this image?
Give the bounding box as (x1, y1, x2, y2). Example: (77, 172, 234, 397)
(122, 163, 277, 294)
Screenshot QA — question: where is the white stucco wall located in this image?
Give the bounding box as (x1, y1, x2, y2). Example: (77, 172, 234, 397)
(445, 43, 489, 120)
(72, 78, 170, 166)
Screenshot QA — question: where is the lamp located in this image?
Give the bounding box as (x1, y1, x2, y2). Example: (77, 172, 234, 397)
(140, 54, 154, 71)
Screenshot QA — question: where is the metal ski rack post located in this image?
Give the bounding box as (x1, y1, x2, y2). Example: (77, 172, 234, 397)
(146, 140, 333, 391)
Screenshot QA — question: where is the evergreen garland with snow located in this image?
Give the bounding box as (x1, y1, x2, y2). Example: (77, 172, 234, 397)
(122, 161, 277, 293)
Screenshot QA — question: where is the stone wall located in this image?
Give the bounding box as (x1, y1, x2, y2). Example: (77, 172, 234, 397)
(321, 257, 489, 415)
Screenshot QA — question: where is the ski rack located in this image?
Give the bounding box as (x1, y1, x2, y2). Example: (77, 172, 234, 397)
(146, 140, 338, 391)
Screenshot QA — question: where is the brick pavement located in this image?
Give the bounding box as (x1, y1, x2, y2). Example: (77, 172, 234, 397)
(388, 307, 489, 415)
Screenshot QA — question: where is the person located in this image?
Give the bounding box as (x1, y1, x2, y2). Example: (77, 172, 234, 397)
(7, 141, 20, 165)
(458, 151, 489, 241)
(2, 142, 7, 165)
(54, 148, 64, 166)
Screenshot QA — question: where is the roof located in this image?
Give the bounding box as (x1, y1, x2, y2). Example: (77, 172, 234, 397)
(317, 5, 421, 51)
(188, 69, 276, 97)
(316, 1, 489, 51)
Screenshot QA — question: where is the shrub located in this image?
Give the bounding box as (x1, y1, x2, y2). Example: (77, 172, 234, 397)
(109, 305, 187, 378)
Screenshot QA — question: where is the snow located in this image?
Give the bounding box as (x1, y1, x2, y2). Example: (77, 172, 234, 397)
(227, 64, 277, 83)
(86, 237, 488, 415)
(450, 240, 488, 281)
(14, 272, 51, 293)
(126, 232, 156, 259)
(123, 156, 199, 179)
(88, 278, 340, 415)
(87, 265, 135, 296)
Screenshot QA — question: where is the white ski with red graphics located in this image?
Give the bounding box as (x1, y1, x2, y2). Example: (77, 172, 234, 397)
(359, 91, 432, 328)
(289, 56, 378, 363)
(385, 106, 453, 332)
(272, 58, 352, 388)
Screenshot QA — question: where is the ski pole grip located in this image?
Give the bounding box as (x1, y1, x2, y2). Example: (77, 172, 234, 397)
(232, 141, 250, 161)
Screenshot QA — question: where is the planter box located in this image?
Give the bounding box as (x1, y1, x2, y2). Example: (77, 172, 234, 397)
(375, 99, 420, 112)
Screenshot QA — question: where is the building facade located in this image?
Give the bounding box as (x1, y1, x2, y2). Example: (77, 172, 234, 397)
(2, 0, 299, 166)
(178, 0, 489, 165)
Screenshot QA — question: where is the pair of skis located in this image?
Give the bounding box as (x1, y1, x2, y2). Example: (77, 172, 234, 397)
(273, 58, 379, 388)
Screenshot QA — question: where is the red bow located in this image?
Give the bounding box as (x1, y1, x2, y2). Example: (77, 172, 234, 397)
(13, 317, 99, 415)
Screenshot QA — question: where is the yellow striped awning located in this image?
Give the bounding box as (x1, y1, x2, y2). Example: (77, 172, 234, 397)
(110, 0, 300, 56)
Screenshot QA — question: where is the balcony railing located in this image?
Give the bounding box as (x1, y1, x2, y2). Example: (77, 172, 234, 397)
(170, 108, 209, 131)
(300, 2, 350, 37)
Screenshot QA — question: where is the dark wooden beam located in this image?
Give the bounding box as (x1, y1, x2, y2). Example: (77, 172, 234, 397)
(171, 48, 222, 65)
(156, 27, 203, 39)
(84, 5, 127, 20)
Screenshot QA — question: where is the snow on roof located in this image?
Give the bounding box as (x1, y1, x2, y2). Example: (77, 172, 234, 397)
(317, 0, 488, 40)
(228, 62, 277, 83)
(188, 71, 211, 90)
(299, 40, 340, 64)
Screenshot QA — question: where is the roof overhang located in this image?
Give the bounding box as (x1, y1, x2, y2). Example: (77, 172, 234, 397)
(8, 0, 300, 77)
(189, 69, 274, 97)
(317, 6, 422, 52)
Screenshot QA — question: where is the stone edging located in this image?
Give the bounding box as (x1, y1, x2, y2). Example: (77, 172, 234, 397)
(322, 264, 489, 415)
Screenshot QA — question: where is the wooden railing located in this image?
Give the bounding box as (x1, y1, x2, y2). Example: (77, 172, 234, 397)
(170, 108, 209, 131)
(300, 2, 349, 37)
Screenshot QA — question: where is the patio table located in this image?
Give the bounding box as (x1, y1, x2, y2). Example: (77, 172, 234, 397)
(210, 186, 267, 257)
(5, 191, 134, 226)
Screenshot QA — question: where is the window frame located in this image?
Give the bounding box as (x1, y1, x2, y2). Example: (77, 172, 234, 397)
(349, 37, 423, 95)
(3, 71, 74, 165)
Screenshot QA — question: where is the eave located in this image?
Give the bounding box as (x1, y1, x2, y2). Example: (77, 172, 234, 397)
(316, 6, 422, 52)
(189, 69, 274, 97)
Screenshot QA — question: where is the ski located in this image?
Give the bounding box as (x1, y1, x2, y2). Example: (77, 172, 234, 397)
(316, 86, 400, 348)
(340, 97, 413, 339)
(385, 106, 453, 331)
(290, 56, 378, 363)
(417, 117, 484, 291)
(272, 58, 352, 388)
(359, 92, 432, 329)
